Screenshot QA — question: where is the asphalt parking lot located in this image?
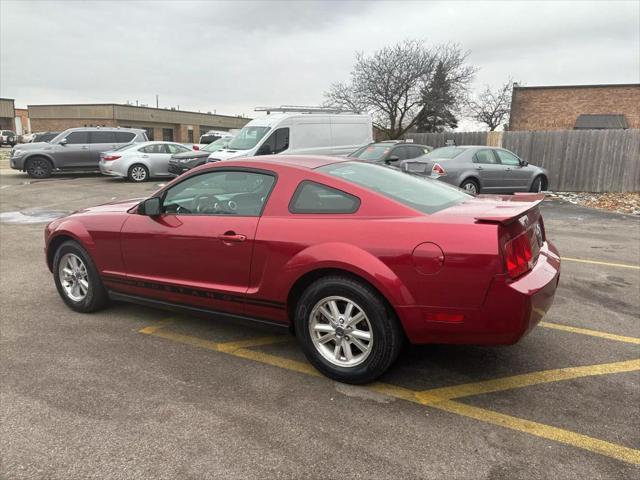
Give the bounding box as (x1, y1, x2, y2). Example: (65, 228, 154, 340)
(1, 160, 639, 479)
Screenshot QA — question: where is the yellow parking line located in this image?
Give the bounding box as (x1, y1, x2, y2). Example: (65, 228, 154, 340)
(139, 323, 640, 465)
(432, 400, 640, 465)
(540, 321, 640, 345)
(414, 359, 640, 405)
(138, 317, 176, 334)
(562, 257, 640, 270)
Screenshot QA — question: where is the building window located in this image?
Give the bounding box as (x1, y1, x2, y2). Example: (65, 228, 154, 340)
(162, 128, 174, 141)
(188, 129, 194, 143)
(144, 127, 154, 141)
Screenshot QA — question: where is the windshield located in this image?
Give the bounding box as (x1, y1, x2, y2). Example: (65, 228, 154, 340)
(349, 144, 392, 161)
(227, 126, 270, 150)
(318, 161, 470, 214)
(203, 137, 231, 152)
(424, 147, 466, 160)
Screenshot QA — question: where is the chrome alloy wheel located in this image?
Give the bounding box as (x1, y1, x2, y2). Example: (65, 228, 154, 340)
(58, 253, 89, 302)
(308, 296, 373, 368)
(463, 182, 478, 194)
(131, 166, 147, 181)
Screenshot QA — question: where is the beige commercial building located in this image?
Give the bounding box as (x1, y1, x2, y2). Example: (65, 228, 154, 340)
(509, 83, 640, 131)
(28, 103, 251, 142)
(0, 98, 16, 130)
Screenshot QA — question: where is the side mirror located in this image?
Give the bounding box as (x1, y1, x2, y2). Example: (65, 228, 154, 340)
(385, 155, 400, 165)
(257, 144, 273, 156)
(59, 138, 68, 146)
(139, 197, 162, 216)
(520, 160, 528, 167)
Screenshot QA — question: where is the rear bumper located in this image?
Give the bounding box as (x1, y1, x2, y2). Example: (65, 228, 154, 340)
(99, 160, 125, 177)
(167, 162, 189, 176)
(397, 241, 560, 345)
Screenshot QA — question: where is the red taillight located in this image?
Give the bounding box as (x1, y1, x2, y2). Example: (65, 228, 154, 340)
(432, 163, 446, 176)
(504, 232, 533, 279)
(193, 145, 200, 150)
(102, 155, 121, 161)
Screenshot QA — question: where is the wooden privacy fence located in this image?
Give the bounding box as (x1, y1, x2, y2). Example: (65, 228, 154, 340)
(405, 129, 640, 192)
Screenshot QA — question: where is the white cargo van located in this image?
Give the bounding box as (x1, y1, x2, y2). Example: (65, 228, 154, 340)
(207, 112, 372, 161)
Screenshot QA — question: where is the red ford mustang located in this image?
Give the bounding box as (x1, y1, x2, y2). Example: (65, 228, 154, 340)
(45, 156, 560, 383)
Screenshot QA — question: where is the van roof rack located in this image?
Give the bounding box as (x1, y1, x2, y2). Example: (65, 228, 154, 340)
(254, 105, 354, 114)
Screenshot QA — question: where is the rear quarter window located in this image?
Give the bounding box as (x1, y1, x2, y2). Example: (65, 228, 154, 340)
(115, 132, 136, 143)
(289, 181, 360, 214)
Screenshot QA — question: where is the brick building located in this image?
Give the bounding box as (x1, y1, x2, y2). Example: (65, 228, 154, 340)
(0, 98, 16, 131)
(509, 83, 640, 131)
(27, 103, 251, 142)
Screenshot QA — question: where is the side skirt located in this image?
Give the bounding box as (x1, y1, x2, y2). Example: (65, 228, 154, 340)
(108, 290, 292, 333)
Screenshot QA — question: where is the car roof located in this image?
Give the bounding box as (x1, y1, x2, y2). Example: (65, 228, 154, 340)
(65, 126, 145, 133)
(205, 155, 350, 171)
(369, 142, 429, 148)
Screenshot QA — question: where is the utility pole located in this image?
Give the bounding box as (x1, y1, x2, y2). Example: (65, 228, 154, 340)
(156, 94, 159, 108)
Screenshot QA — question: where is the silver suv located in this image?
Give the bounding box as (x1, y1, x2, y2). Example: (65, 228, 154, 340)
(10, 127, 148, 178)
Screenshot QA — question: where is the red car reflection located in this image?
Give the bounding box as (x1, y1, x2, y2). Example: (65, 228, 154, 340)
(45, 156, 560, 383)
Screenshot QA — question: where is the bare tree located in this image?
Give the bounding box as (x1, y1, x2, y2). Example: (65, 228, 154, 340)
(325, 40, 476, 139)
(466, 80, 515, 131)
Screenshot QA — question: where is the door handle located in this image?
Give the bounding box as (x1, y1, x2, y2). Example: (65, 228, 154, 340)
(81, 146, 89, 150)
(475, 165, 483, 170)
(218, 232, 246, 243)
(142, 155, 149, 158)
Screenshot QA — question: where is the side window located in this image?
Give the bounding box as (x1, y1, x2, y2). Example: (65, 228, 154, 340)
(115, 132, 136, 143)
(289, 181, 360, 214)
(163, 170, 276, 216)
(496, 150, 521, 166)
(474, 150, 498, 164)
(259, 128, 289, 155)
(89, 131, 116, 144)
(64, 131, 89, 144)
(166, 144, 189, 154)
(392, 146, 409, 161)
(408, 146, 424, 159)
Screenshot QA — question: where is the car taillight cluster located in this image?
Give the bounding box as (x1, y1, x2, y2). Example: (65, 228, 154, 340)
(504, 232, 533, 279)
(431, 163, 446, 176)
(102, 155, 121, 161)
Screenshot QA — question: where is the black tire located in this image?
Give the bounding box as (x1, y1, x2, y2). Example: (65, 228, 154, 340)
(127, 164, 149, 182)
(53, 240, 109, 313)
(294, 275, 403, 384)
(530, 175, 544, 193)
(26, 157, 53, 179)
(460, 178, 480, 195)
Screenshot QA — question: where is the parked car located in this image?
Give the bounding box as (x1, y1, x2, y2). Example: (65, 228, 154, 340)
(10, 127, 148, 178)
(30, 131, 61, 143)
(207, 112, 372, 162)
(1, 130, 17, 147)
(168, 136, 233, 175)
(44, 156, 560, 384)
(200, 130, 233, 145)
(348, 141, 432, 165)
(99, 141, 193, 182)
(400, 146, 549, 194)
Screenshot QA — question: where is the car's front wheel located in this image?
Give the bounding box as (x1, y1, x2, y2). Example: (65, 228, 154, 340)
(295, 275, 403, 384)
(53, 240, 108, 313)
(26, 157, 53, 178)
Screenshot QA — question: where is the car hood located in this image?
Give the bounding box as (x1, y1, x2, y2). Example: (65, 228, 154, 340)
(77, 198, 144, 214)
(207, 149, 250, 161)
(171, 150, 210, 160)
(13, 141, 52, 151)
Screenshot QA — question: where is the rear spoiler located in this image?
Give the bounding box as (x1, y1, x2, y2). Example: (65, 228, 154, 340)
(474, 193, 545, 225)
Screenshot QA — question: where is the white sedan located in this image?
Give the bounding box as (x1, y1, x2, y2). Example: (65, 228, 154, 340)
(99, 141, 193, 182)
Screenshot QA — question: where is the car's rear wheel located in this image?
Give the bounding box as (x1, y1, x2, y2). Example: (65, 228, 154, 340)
(460, 178, 480, 194)
(128, 164, 149, 182)
(53, 240, 108, 313)
(26, 157, 53, 178)
(294, 275, 403, 384)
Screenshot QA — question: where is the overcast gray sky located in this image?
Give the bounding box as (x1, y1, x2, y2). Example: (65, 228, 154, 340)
(1, 0, 638, 123)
